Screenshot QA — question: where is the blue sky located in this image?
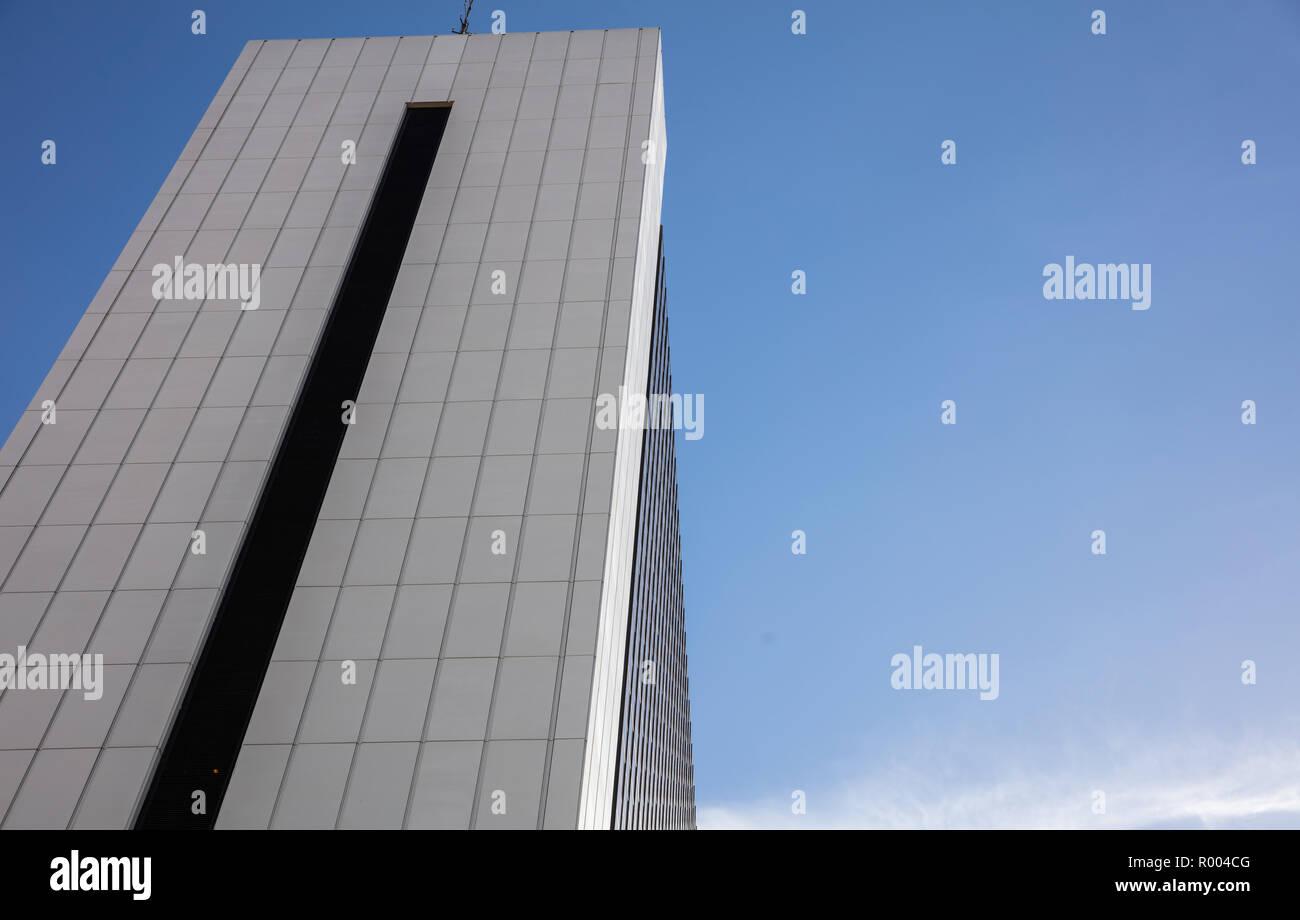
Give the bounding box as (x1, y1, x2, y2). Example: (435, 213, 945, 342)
(2, 0, 1298, 828)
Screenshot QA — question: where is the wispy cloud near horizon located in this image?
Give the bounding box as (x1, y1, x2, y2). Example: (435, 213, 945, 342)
(699, 740, 1300, 830)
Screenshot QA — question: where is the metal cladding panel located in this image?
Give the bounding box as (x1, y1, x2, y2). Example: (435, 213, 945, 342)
(576, 32, 667, 830)
(0, 27, 687, 831)
(213, 28, 669, 830)
(610, 237, 696, 830)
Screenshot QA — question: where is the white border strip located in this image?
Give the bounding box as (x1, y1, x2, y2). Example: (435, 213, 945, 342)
(576, 33, 667, 830)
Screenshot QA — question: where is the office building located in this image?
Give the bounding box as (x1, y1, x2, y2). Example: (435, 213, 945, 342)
(0, 28, 694, 829)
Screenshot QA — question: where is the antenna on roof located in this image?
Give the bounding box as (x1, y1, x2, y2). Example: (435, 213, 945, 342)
(455, 0, 473, 35)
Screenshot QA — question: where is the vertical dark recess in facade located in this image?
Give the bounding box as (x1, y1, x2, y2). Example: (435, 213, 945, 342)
(136, 103, 451, 829)
(612, 231, 697, 829)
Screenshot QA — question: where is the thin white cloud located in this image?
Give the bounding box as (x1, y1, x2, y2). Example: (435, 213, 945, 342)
(698, 741, 1300, 830)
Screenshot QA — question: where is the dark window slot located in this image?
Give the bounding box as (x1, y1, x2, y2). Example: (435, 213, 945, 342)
(135, 103, 451, 829)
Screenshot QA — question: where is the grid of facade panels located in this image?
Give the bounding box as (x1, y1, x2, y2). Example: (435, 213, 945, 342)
(214, 28, 664, 829)
(611, 237, 696, 830)
(0, 35, 410, 828)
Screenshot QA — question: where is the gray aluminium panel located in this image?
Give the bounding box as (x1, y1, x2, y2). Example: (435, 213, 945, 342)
(219, 27, 668, 830)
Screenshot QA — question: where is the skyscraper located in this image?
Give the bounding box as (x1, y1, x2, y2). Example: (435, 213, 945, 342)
(0, 28, 694, 830)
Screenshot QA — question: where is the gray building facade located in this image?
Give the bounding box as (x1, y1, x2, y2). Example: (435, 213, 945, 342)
(0, 28, 694, 829)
